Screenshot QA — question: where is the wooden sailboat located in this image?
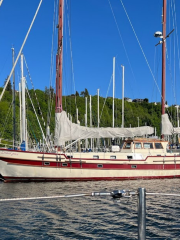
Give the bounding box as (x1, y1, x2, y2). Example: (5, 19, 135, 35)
(1, 0, 180, 182)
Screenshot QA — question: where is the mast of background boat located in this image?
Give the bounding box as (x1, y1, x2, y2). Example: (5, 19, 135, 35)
(112, 57, 115, 128)
(161, 0, 166, 139)
(19, 83, 22, 143)
(112, 57, 115, 145)
(90, 95, 92, 149)
(56, 0, 63, 114)
(85, 97, 87, 148)
(12, 47, 16, 149)
(121, 65, 124, 128)
(97, 88, 100, 149)
(21, 54, 26, 150)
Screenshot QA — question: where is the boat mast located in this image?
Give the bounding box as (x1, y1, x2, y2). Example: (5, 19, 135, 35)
(112, 57, 115, 128)
(121, 65, 124, 128)
(12, 47, 16, 149)
(56, 0, 63, 113)
(161, 0, 166, 123)
(21, 54, 26, 144)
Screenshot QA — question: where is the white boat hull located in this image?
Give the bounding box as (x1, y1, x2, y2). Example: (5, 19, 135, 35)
(0, 148, 180, 182)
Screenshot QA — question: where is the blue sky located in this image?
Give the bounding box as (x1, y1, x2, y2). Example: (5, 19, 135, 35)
(0, 0, 180, 106)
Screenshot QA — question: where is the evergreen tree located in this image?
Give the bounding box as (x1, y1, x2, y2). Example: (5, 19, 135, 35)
(4, 76, 12, 93)
(75, 91, 79, 96)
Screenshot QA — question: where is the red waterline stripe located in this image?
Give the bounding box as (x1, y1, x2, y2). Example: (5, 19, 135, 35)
(3, 175, 180, 183)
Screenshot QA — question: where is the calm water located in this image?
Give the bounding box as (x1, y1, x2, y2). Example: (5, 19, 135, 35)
(0, 179, 180, 239)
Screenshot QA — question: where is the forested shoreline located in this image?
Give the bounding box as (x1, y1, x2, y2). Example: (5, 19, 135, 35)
(0, 86, 177, 146)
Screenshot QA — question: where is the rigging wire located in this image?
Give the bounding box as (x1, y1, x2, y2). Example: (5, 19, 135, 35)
(108, 0, 147, 128)
(25, 84, 48, 149)
(47, 0, 58, 127)
(23, 55, 46, 128)
(170, 0, 176, 107)
(65, 0, 76, 105)
(166, 45, 176, 105)
(99, 74, 112, 123)
(172, 0, 180, 85)
(108, 0, 140, 100)
(119, 0, 162, 102)
(0, 101, 13, 139)
(0, 0, 43, 102)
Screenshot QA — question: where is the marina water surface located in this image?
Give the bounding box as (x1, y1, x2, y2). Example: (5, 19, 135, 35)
(0, 179, 180, 239)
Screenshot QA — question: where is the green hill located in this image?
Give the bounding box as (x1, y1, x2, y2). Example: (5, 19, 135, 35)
(0, 87, 177, 146)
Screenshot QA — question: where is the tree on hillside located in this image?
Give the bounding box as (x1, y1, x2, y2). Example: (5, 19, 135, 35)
(80, 88, 89, 97)
(75, 91, 79, 96)
(4, 76, 12, 93)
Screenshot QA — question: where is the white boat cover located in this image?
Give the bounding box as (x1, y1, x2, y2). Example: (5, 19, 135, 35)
(161, 113, 180, 135)
(54, 111, 154, 146)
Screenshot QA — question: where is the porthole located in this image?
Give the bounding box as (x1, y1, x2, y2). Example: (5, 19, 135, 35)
(131, 165, 137, 169)
(62, 163, 68, 167)
(44, 162, 50, 165)
(97, 164, 103, 168)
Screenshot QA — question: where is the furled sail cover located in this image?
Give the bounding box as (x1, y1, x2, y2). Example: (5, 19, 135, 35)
(161, 113, 180, 135)
(55, 111, 154, 146)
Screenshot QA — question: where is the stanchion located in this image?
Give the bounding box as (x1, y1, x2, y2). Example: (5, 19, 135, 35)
(138, 188, 146, 240)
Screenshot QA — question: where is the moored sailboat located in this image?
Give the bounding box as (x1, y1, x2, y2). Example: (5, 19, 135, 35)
(0, 0, 180, 182)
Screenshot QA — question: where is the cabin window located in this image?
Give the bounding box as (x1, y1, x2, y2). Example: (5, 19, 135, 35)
(97, 164, 103, 168)
(44, 162, 50, 165)
(67, 155, 73, 159)
(131, 165, 137, 169)
(123, 142, 131, 149)
(110, 155, 116, 159)
(93, 155, 99, 159)
(127, 155, 133, 160)
(155, 143, 163, 149)
(143, 143, 153, 149)
(62, 163, 68, 167)
(135, 143, 142, 149)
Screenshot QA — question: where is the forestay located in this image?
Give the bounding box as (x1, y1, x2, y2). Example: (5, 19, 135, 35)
(54, 111, 154, 146)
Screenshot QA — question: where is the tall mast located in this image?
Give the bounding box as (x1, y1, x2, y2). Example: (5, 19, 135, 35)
(112, 57, 115, 128)
(21, 54, 26, 144)
(56, 0, 63, 113)
(12, 47, 16, 149)
(161, 0, 166, 116)
(121, 65, 124, 128)
(161, 0, 166, 139)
